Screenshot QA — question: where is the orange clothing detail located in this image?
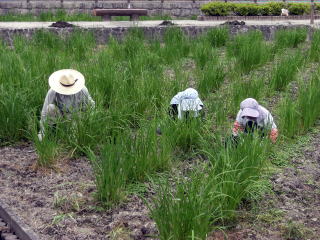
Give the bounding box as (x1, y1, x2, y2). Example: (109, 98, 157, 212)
(232, 121, 244, 135)
(270, 128, 278, 143)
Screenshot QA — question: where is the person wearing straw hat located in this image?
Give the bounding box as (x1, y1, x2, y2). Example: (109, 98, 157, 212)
(38, 69, 95, 141)
(232, 98, 278, 143)
(169, 88, 204, 120)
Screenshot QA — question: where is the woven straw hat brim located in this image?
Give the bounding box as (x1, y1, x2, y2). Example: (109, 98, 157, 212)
(48, 69, 85, 95)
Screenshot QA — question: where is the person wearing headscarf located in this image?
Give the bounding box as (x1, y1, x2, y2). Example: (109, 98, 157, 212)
(169, 88, 204, 120)
(38, 69, 95, 140)
(232, 98, 278, 143)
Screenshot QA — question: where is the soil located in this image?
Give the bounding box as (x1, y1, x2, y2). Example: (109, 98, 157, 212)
(159, 20, 175, 26)
(0, 130, 319, 240)
(49, 21, 75, 28)
(221, 20, 246, 26)
(0, 143, 157, 240)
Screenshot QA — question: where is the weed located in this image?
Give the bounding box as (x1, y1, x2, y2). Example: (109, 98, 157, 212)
(197, 61, 226, 97)
(279, 71, 320, 138)
(53, 191, 85, 212)
(309, 30, 320, 62)
(270, 51, 304, 91)
(229, 75, 264, 114)
(227, 31, 271, 73)
(206, 27, 229, 48)
(282, 220, 311, 240)
(150, 173, 214, 240)
(274, 28, 308, 50)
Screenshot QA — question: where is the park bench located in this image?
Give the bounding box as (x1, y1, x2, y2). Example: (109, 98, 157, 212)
(93, 9, 148, 21)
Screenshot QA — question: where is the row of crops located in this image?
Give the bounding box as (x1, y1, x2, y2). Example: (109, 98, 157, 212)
(0, 27, 319, 239)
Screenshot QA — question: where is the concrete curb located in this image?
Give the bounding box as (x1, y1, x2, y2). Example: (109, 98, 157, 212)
(0, 200, 39, 240)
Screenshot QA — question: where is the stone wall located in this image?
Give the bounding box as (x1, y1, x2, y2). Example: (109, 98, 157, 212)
(0, 1, 211, 17)
(0, 25, 313, 46)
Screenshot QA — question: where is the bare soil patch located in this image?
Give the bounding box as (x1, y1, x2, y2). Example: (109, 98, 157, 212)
(0, 143, 156, 240)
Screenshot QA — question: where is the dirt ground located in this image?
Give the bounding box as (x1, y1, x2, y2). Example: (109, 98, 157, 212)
(0, 129, 320, 240)
(0, 143, 157, 240)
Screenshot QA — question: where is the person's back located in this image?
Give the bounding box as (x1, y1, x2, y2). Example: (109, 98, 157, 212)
(169, 88, 204, 120)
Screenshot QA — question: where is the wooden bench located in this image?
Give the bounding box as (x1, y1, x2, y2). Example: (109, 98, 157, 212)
(93, 9, 148, 21)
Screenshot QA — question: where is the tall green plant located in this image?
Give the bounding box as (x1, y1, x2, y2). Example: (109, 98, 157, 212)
(309, 30, 320, 62)
(278, 72, 320, 138)
(206, 27, 229, 48)
(198, 61, 226, 97)
(227, 31, 270, 73)
(230, 75, 264, 114)
(270, 51, 304, 91)
(150, 173, 214, 240)
(274, 28, 308, 50)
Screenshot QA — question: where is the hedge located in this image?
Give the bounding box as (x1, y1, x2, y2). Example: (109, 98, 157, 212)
(201, 2, 318, 16)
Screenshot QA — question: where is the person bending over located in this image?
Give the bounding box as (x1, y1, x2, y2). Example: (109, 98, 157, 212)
(232, 98, 278, 143)
(169, 88, 204, 120)
(38, 69, 95, 140)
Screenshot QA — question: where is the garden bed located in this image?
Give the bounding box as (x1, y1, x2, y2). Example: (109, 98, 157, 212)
(0, 144, 157, 240)
(0, 26, 320, 240)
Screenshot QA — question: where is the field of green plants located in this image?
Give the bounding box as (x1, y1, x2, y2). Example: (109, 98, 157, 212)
(0, 26, 319, 239)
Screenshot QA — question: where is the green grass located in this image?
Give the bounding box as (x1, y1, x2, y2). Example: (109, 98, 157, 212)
(270, 51, 304, 91)
(227, 31, 271, 73)
(1, 26, 318, 239)
(229, 75, 265, 114)
(274, 28, 308, 50)
(309, 30, 320, 62)
(151, 134, 271, 239)
(278, 71, 320, 138)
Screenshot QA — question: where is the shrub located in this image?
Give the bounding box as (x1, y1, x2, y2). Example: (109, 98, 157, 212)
(201, 2, 234, 16)
(258, 4, 273, 16)
(234, 4, 259, 16)
(288, 3, 310, 15)
(201, 2, 310, 16)
(266, 2, 285, 16)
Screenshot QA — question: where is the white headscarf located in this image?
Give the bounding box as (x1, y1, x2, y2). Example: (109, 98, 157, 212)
(170, 88, 204, 119)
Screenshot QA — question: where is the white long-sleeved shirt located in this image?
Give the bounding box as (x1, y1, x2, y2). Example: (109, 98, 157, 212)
(233, 105, 278, 142)
(235, 105, 277, 130)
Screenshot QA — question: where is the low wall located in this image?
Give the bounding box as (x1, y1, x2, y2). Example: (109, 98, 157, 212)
(0, 24, 314, 46)
(0, 1, 210, 17)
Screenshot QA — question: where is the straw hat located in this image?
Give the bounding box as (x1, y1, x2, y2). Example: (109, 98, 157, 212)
(49, 69, 85, 95)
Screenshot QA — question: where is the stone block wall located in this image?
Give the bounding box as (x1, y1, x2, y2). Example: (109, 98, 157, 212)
(0, 1, 211, 17)
(0, 25, 313, 47)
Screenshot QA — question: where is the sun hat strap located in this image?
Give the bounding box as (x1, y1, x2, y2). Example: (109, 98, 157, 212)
(60, 79, 78, 87)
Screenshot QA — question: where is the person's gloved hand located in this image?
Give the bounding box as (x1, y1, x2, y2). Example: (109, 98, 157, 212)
(270, 128, 278, 143)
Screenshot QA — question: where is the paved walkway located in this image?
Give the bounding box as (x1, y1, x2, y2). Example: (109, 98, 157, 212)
(0, 20, 319, 29)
